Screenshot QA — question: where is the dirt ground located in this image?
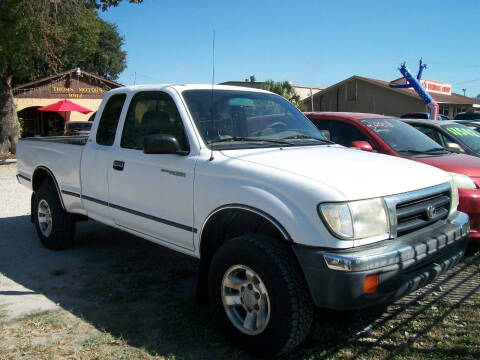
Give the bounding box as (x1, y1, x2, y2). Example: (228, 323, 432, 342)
(0, 162, 479, 359)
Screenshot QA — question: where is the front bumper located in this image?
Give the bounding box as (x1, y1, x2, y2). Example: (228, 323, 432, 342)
(458, 188, 480, 242)
(294, 211, 469, 310)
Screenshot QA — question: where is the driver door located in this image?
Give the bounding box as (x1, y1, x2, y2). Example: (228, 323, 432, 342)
(107, 91, 196, 251)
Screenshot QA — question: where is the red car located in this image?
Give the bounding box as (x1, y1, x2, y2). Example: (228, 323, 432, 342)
(305, 112, 480, 243)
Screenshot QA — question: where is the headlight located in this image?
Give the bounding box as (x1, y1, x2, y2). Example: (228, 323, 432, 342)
(448, 172, 477, 190)
(319, 198, 389, 240)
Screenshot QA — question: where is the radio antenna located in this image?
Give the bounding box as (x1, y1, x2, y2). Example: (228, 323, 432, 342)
(209, 29, 216, 161)
(211, 29, 216, 90)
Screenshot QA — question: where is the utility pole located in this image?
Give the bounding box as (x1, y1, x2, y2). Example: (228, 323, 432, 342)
(462, 88, 466, 96)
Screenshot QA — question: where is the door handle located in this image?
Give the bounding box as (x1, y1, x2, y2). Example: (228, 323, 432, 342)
(113, 160, 124, 171)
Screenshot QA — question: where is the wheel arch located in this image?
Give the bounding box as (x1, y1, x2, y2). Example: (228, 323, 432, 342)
(31, 166, 65, 210)
(196, 204, 292, 304)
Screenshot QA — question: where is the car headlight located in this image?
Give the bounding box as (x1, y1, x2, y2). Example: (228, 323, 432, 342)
(318, 198, 389, 240)
(450, 179, 459, 215)
(448, 172, 477, 189)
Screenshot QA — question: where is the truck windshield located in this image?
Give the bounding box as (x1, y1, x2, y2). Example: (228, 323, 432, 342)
(360, 118, 449, 156)
(182, 89, 327, 149)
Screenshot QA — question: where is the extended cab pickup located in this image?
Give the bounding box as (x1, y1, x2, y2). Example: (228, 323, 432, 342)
(17, 85, 469, 357)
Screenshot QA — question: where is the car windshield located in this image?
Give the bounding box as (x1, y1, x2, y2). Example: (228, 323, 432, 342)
(182, 90, 327, 149)
(442, 124, 480, 153)
(360, 118, 447, 156)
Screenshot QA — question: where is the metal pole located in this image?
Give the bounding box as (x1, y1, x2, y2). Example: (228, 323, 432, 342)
(310, 88, 314, 111)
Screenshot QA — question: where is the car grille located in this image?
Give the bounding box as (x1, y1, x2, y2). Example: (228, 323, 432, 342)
(384, 183, 452, 238)
(396, 191, 450, 236)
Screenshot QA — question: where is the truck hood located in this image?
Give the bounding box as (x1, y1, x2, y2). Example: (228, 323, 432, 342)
(221, 145, 451, 200)
(410, 153, 480, 178)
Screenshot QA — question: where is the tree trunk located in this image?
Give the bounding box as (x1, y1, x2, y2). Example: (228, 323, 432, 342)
(0, 74, 19, 155)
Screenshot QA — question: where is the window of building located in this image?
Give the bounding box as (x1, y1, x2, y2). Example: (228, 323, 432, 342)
(439, 104, 449, 116)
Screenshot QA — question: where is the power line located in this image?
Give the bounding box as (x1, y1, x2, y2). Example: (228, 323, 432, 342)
(452, 77, 480, 85)
(428, 61, 480, 68)
(132, 72, 163, 83)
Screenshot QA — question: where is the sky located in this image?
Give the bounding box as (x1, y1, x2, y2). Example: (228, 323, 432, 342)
(100, 0, 480, 97)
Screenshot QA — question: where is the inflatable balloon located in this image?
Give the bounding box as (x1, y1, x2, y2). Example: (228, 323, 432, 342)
(390, 59, 439, 120)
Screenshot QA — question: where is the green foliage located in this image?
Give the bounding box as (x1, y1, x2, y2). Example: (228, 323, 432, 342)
(86, 0, 143, 11)
(81, 21, 127, 80)
(262, 80, 304, 110)
(0, 0, 132, 84)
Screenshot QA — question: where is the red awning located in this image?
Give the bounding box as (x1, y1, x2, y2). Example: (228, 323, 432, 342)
(38, 100, 93, 114)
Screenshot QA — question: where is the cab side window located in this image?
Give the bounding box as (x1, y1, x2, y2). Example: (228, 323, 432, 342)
(96, 93, 126, 146)
(121, 91, 189, 151)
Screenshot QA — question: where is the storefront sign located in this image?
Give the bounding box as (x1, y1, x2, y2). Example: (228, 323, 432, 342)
(51, 86, 105, 98)
(420, 80, 452, 95)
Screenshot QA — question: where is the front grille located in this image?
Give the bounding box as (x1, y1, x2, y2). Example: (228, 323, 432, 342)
(395, 190, 450, 236)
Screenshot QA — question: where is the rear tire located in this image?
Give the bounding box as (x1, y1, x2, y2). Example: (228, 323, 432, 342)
(34, 183, 75, 250)
(208, 234, 313, 357)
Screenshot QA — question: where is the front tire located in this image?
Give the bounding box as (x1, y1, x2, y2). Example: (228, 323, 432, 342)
(208, 234, 313, 357)
(34, 183, 75, 250)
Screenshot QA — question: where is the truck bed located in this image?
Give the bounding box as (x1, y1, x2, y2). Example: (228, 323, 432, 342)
(20, 135, 88, 146)
(16, 137, 86, 208)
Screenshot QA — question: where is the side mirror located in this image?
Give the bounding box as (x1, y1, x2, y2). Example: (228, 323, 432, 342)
(319, 129, 331, 141)
(446, 142, 464, 153)
(350, 141, 373, 152)
(144, 134, 184, 155)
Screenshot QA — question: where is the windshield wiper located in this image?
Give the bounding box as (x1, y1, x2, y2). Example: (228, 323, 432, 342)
(397, 147, 449, 155)
(209, 136, 293, 146)
(281, 134, 335, 144)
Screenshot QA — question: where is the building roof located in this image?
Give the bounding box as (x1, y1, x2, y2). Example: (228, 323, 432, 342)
(310, 75, 479, 106)
(13, 68, 123, 92)
(220, 81, 323, 91)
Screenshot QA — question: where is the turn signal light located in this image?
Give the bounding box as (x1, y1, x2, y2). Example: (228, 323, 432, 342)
(364, 274, 378, 295)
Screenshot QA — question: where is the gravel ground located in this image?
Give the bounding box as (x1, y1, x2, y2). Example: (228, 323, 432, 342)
(0, 163, 63, 320)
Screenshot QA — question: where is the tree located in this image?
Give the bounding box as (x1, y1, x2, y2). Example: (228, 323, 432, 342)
(262, 80, 304, 110)
(81, 21, 127, 80)
(0, 0, 142, 155)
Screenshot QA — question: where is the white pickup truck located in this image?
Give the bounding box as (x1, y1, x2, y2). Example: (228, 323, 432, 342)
(17, 84, 469, 357)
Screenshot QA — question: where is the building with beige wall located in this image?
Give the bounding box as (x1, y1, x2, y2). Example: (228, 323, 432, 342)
(306, 76, 479, 118)
(13, 68, 122, 137)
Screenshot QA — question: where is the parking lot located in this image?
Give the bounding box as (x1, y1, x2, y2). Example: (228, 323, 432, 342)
(1, 162, 479, 359)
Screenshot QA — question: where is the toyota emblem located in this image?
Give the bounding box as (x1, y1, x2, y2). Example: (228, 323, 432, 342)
(426, 205, 436, 220)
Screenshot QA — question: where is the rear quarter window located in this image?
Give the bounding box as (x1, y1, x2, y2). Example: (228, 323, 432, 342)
(96, 93, 127, 146)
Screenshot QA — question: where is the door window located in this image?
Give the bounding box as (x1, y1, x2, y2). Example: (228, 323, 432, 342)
(96, 93, 126, 146)
(121, 91, 188, 151)
(325, 120, 368, 146)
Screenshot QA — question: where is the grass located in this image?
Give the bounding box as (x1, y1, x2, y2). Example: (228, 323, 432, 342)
(0, 244, 478, 360)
